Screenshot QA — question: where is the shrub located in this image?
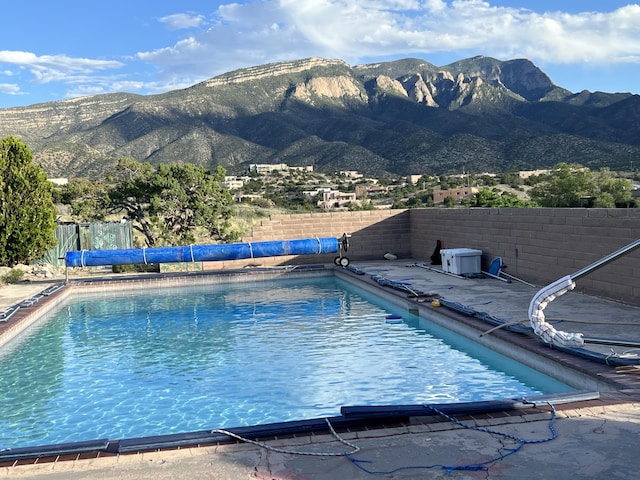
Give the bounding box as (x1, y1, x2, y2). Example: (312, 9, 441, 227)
(1, 268, 25, 284)
(112, 264, 159, 273)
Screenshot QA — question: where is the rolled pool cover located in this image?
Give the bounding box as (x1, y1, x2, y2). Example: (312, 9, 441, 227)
(65, 237, 339, 267)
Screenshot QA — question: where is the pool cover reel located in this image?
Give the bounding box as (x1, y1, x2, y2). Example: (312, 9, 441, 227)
(527, 275, 584, 348)
(528, 239, 640, 349)
(65, 237, 340, 267)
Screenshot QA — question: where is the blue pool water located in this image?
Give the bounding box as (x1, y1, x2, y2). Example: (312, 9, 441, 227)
(0, 276, 571, 448)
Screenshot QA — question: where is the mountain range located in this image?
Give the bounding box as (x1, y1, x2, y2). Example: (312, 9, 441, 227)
(1, 56, 638, 179)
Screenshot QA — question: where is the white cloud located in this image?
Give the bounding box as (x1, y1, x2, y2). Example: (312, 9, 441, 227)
(424, 0, 447, 12)
(3, 1, 640, 104)
(0, 51, 122, 71)
(159, 13, 205, 30)
(65, 84, 108, 98)
(0, 49, 126, 101)
(62, 77, 187, 100)
(0, 83, 21, 95)
(136, 0, 640, 82)
(0, 50, 124, 88)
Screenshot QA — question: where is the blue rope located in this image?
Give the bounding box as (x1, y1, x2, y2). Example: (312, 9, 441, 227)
(345, 401, 557, 475)
(467, 300, 493, 306)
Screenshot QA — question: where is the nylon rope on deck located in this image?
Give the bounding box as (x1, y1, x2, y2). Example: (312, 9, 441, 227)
(211, 418, 360, 457)
(346, 401, 558, 475)
(212, 401, 559, 476)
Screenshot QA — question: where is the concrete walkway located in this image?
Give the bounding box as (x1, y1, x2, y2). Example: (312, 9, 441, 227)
(1, 260, 640, 479)
(3, 402, 639, 479)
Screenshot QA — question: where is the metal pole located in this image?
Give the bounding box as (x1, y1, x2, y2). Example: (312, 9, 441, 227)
(500, 270, 537, 287)
(571, 239, 640, 281)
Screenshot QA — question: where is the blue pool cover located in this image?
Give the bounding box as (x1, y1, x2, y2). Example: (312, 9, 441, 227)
(65, 237, 340, 267)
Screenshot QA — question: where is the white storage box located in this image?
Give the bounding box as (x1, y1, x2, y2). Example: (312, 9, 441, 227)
(440, 248, 482, 275)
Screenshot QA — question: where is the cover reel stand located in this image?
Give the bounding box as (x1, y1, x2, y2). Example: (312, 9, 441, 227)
(334, 233, 351, 267)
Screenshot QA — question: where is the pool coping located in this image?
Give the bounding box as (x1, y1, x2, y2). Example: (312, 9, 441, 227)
(1, 265, 639, 467)
(334, 267, 640, 393)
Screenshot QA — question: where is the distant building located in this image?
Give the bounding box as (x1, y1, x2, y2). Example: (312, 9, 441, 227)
(233, 193, 265, 203)
(317, 190, 357, 210)
(302, 187, 332, 198)
(355, 185, 389, 198)
(290, 165, 314, 173)
(249, 163, 288, 174)
(222, 176, 249, 190)
(49, 178, 69, 185)
(249, 163, 313, 174)
(407, 175, 423, 185)
(338, 170, 363, 179)
(433, 187, 477, 204)
(518, 169, 550, 179)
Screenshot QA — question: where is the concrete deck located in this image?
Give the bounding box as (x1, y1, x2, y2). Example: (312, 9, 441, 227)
(1, 259, 639, 479)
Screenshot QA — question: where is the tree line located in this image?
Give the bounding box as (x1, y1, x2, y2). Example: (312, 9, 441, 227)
(390, 165, 634, 209)
(56, 156, 238, 248)
(1, 135, 636, 267)
(1, 137, 237, 267)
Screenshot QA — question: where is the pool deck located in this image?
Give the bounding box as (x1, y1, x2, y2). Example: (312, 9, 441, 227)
(1, 259, 639, 479)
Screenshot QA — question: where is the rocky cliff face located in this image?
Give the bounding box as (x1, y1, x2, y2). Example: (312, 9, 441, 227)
(291, 75, 367, 103)
(203, 57, 350, 87)
(0, 94, 140, 148)
(0, 56, 638, 178)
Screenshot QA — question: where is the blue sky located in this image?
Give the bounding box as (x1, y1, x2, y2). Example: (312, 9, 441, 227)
(1, 1, 639, 108)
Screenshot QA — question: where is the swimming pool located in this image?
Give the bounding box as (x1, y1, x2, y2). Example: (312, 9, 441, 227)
(0, 275, 572, 449)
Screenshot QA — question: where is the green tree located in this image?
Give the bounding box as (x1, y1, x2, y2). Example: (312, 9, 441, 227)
(242, 178, 264, 194)
(438, 175, 450, 190)
(592, 192, 615, 208)
(529, 164, 633, 208)
(149, 163, 236, 245)
(264, 182, 315, 211)
(107, 158, 237, 247)
(0, 136, 57, 266)
(57, 177, 110, 221)
(480, 174, 498, 187)
(107, 158, 158, 246)
(473, 188, 503, 207)
(592, 168, 633, 207)
(529, 163, 592, 207)
(347, 199, 375, 211)
(473, 188, 538, 208)
(497, 172, 523, 187)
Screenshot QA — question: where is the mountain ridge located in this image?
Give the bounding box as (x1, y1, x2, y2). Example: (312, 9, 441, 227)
(0, 56, 638, 178)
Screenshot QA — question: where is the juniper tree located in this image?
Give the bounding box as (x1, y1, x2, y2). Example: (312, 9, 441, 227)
(108, 158, 237, 247)
(0, 136, 57, 267)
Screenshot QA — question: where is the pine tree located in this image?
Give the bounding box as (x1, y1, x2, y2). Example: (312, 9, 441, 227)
(0, 136, 57, 267)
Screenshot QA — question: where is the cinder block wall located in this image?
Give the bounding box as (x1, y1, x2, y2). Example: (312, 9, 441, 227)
(204, 208, 640, 306)
(410, 208, 640, 305)
(203, 210, 411, 270)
